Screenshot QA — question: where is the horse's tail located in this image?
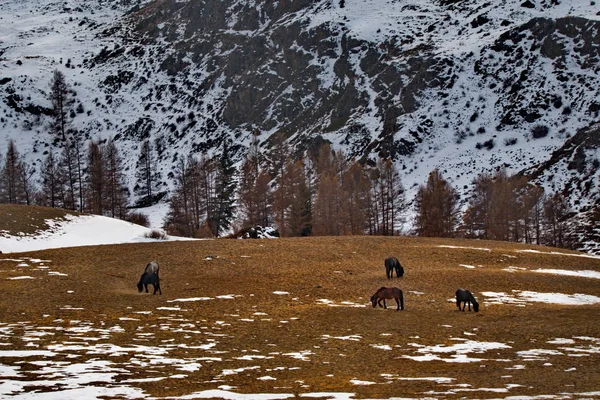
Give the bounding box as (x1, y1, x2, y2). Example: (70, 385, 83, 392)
(399, 289, 404, 310)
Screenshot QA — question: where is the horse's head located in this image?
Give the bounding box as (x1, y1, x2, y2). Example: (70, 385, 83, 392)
(370, 294, 377, 308)
(137, 275, 145, 292)
(473, 301, 479, 312)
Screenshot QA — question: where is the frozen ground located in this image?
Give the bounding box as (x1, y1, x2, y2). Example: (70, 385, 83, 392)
(1, 253, 600, 399)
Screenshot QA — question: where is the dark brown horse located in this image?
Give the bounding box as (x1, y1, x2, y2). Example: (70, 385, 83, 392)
(384, 257, 404, 279)
(137, 261, 161, 295)
(137, 272, 161, 295)
(370, 287, 404, 311)
(455, 288, 479, 312)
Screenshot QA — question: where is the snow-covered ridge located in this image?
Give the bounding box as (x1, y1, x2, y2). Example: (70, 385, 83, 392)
(0, 212, 193, 253)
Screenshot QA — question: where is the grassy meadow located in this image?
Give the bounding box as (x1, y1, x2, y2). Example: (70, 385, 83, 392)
(1, 206, 600, 398)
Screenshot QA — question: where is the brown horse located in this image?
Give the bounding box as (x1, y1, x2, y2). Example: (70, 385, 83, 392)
(370, 287, 404, 311)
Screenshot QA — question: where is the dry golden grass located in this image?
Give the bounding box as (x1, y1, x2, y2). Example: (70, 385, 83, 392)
(0, 206, 599, 398)
(0, 204, 77, 236)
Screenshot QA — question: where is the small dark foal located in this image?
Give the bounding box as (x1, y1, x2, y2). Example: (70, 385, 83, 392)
(384, 257, 404, 279)
(455, 288, 479, 312)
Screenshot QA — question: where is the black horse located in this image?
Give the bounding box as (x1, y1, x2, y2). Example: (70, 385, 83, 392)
(370, 287, 404, 311)
(137, 272, 161, 295)
(384, 257, 404, 279)
(455, 288, 479, 312)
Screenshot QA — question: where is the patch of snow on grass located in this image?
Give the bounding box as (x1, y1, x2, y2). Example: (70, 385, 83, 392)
(349, 379, 376, 385)
(321, 334, 362, 342)
(370, 344, 393, 351)
(517, 349, 564, 360)
(168, 297, 213, 302)
(438, 245, 491, 252)
(503, 266, 528, 273)
(516, 249, 600, 260)
(482, 291, 600, 305)
(404, 340, 511, 363)
(533, 269, 600, 280)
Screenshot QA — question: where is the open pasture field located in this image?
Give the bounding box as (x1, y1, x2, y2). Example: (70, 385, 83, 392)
(1, 236, 600, 399)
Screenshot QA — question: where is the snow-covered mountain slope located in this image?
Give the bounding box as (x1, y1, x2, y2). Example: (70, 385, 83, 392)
(1, 0, 600, 221)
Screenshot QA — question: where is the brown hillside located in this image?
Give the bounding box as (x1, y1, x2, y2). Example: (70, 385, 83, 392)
(1, 235, 599, 398)
(0, 204, 79, 236)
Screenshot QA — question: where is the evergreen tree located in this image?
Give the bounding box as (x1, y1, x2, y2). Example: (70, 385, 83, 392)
(286, 158, 312, 236)
(543, 192, 570, 248)
(0, 152, 3, 202)
(165, 155, 195, 237)
(164, 152, 225, 238)
(210, 140, 237, 237)
(103, 139, 129, 219)
(364, 158, 406, 235)
(59, 137, 84, 211)
(135, 139, 160, 204)
(86, 141, 104, 215)
(40, 149, 64, 208)
(49, 69, 71, 141)
(312, 144, 343, 236)
(0, 140, 31, 204)
(197, 154, 218, 237)
(341, 161, 371, 235)
(462, 172, 493, 238)
(414, 169, 460, 237)
(375, 157, 405, 235)
(73, 136, 85, 211)
(238, 134, 271, 228)
(271, 133, 293, 236)
(516, 180, 544, 244)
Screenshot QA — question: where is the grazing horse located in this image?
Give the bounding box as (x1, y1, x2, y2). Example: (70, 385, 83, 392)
(370, 287, 404, 311)
(455, 288, 479, 312)
(137, 272, 161, 295)
(384, 257, 404, 279)
(144, 260, 159, 275)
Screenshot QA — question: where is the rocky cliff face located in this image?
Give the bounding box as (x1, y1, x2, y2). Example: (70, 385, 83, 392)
(103, 1, 600, 171)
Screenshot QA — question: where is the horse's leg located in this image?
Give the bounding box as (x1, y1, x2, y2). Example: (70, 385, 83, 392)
(145, 283, 149, 293)
(467, 301, 471, 311)
(383, 299, 387, 309)
(394, 297, 400, 311)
